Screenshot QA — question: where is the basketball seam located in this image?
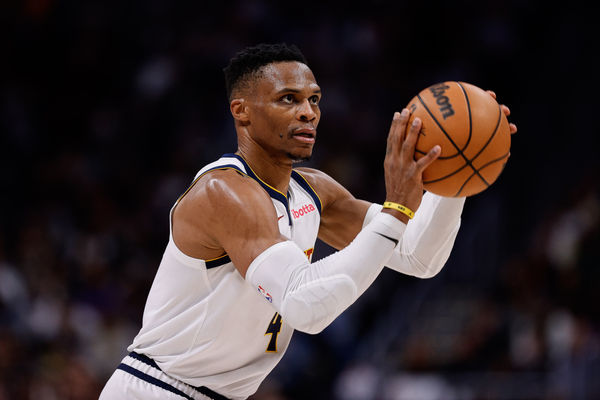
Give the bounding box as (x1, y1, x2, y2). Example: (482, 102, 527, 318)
(415, 148, 460, 160)
(417, 85, 490, 186)
(423, 162, 470, 184)
(454, 151, 510, 196)
(468, 103, 503, 165)
(460, 83, 473, 153)
(476, 151, 511, 174)
(457, 82, 490, 186)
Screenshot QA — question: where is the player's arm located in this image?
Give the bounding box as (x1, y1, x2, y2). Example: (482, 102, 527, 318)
(296, 166, 466, 279)
(300, 94, 515, 279)
(362, 193, 465, 278)
(377, 91, 516, 277)
(379, 92, 516, 277)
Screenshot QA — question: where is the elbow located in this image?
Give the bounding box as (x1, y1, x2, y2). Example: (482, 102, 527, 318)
(417, 262, 444, 279)
(289, 321, 327, 335)
(410, 256, 445, 279)
(280, 303, 329, 335)
(280, 277, 356, 335)
(411, 235, 456, 279)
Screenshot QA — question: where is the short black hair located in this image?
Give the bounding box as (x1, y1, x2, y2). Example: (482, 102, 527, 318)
(223, 43, 308, 101)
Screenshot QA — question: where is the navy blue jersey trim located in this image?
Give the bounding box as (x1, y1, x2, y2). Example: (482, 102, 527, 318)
(227, 153, 292, 225)
(205, 254, 231, 269)
(128, 351, 160, 369)
(291, 170, 322, 215)
(117, 363, 195, 400)
(124, 352, 230, 400)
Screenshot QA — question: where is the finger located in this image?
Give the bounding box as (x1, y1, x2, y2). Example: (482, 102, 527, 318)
(401, 117, 422, 161)
(416, 145, 441, 172)
(500, 104, 511, 117)
(385, 111, 401, 155)
(509, 123, 517, 135)
(387, 109, 410, 156)
(398, 108, 410, 144)
(486, 90, 497, 100)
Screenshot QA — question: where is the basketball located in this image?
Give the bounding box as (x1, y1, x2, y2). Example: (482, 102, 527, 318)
(406, 81, 511, 197)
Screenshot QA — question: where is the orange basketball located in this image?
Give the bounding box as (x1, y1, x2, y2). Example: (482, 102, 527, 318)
(407, 81, 511, 197)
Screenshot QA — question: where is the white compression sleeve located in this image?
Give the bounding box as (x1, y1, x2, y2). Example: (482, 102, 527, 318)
(246, 212, 405, 334)
(362, 192, 465, 278)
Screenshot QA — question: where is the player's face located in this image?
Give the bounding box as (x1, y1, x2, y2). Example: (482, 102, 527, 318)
(247, 61, 321, 162)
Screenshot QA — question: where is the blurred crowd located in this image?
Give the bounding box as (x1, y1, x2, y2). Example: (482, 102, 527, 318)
(1, 1, 599, 399)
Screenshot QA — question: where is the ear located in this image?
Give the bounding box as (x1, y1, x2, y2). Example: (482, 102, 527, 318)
(230, 99, 249, 122)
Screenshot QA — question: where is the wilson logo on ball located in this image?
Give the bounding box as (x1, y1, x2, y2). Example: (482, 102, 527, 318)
(429, 83, 455, 119)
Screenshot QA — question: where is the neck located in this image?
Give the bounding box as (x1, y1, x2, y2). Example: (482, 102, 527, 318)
(236, 144, 293, 196)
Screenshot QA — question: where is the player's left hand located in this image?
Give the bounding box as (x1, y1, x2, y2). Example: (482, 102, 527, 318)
(486, 90, 517, 135)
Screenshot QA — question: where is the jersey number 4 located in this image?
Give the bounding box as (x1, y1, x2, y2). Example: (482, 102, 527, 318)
(265, 312, 282, 352)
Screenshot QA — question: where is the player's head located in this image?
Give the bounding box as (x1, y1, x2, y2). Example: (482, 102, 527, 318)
(223, 43, 308, 101)
(225, 43, 321, 163)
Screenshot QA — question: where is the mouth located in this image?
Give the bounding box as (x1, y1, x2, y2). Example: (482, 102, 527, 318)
(291, 127, 316, 144)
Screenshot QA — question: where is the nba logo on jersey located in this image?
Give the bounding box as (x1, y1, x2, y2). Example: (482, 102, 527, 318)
(257, 285, 273, 303)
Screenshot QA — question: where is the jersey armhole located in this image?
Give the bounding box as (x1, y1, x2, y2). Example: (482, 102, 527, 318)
(291, 170, 323, 215)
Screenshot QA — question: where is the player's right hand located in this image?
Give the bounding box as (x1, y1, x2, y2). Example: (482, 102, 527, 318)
(383, 108, 440, 222)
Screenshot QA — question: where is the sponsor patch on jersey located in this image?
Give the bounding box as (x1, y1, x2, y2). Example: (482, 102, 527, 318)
(257, 285, 273, 303)
(291, 204, 316, 219)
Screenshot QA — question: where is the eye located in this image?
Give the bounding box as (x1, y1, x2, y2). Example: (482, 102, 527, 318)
(281, 94, 294, 104)
(309, 95, 320, 105)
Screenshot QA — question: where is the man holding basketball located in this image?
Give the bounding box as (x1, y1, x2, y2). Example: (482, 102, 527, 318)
(100, 43, 516, 400)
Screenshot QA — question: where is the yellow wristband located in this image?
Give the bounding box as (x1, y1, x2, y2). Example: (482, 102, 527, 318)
(382, 201, 415, 219)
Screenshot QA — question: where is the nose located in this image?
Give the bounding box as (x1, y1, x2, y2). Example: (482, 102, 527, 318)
(297, 99, 317, 122)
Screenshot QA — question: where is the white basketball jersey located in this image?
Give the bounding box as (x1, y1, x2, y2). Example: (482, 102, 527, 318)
(128, 153, 322, 399)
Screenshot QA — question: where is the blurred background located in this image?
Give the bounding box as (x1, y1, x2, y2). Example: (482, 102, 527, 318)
(1, 1, 599, 399)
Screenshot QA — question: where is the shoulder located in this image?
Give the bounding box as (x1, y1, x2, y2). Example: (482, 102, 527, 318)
(178, 168, 277, 227)
(174, 167, 279, 243)
(189, 168, 270, 205)
(173, 168, 283, 274)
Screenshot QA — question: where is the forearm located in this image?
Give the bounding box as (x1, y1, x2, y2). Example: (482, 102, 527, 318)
(246, 212, 405, 334)
(363, 192, 465, 278)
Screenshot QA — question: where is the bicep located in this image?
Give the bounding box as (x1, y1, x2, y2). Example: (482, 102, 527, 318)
(319, 195, 371, 250)
(218, 209, 284, 278)
(180, 173, 285, 278)
(215, 191, 285, 277)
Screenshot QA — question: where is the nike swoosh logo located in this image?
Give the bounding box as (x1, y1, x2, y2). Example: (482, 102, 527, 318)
(277, 215, 285, 221)
(374, 232, 399, 246)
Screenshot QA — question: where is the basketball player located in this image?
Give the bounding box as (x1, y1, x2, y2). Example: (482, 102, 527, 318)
(99, 43, 516, 400)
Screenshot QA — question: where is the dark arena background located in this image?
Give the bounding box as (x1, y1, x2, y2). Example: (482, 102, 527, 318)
(1, 1, 599, 399)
